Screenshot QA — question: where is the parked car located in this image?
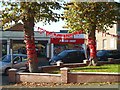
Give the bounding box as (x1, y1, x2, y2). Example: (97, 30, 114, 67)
(49, 50, 86, 65)
(97, 50, 120, 61)
(0, 54, 27, 75)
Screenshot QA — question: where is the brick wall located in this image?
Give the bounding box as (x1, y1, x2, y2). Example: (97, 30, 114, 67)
(16, 73, 61, 83)
(68, 72, 120, 83)
(9, 67, 120, 84)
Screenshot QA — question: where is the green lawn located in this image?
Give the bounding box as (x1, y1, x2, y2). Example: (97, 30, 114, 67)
(70, 64, 120, 73)
(51, 64, 120, 74)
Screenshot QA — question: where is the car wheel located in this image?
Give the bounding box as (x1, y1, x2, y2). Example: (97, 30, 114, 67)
(4, 68, 11, 76)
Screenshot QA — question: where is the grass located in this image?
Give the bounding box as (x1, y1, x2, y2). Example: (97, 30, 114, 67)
(51, 64, 120, 74)
(70, 64, 120, 73)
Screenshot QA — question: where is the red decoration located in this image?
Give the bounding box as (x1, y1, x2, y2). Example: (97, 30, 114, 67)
(24, 34, 38, 64)
(37, 27, 84, 38)
(95, 29, 120, 38)
(88, 38, 96, 58)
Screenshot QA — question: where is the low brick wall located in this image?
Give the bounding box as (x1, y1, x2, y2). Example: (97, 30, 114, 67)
(16, 73, 61, 83)
(68, 72, 120, 83)
(9, 67, 120, 84)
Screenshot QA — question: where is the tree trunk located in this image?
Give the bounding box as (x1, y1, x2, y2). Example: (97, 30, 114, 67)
(23, 15, 39, 73)
(88, 25, 98, 66)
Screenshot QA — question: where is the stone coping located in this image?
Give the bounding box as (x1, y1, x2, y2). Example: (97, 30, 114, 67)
(70, 72, 120, 75)
(16, 72, 61, 76)
(40, 63, 86, 68)
(17, 71, 120, 76)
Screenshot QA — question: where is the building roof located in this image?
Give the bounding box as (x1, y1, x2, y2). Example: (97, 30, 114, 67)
(6, 23, 24, 31)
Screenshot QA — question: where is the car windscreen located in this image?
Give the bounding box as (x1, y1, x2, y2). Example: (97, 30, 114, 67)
(57, 51, 68, 57)
(2, 55, 16, 63)
(22, 56, 27, 62)
(97, 50, 106, 56)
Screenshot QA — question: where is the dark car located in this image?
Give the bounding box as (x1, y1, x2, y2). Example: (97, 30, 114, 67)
(97, 50, 120, 61)
(49, 50, 86, 65)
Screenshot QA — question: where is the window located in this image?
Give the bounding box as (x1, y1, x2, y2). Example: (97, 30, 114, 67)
(13, 56, 21, 64)
(103, 39, 107, 49)
(68, 52, 76, 57)
(110, 38, 115, 48)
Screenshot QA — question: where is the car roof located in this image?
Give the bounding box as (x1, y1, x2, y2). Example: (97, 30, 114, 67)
(63, 50, 83, 53)
(98, 50, 120, 52)
(5, 54, 27, 56)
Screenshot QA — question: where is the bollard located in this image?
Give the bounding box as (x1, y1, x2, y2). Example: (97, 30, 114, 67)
(83, 60, 90, 65)
(60, 67, 70, 83)
(108, 58, 114, 63)
(57, 61, 63, 66)
(8, 68, 17, 83)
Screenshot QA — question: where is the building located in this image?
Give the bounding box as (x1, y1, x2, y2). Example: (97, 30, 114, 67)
(1, 22, 119, 58)
(1, 23, 52, 58)
(96, 22, 120, 50)
(1, 23, 84, 58)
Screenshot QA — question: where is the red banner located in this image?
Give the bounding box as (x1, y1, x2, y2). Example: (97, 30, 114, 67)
(50, 38, 85, 44)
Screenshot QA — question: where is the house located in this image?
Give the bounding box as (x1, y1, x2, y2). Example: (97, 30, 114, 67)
(96, 22, 120, 50)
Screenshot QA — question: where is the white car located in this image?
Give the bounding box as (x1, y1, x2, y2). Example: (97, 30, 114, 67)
(0, 54, 27, 75)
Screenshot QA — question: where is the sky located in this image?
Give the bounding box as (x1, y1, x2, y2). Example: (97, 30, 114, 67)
(114, 0, 120, 2)
(34, 6, 67, 32)
(35, 20, 67, 32)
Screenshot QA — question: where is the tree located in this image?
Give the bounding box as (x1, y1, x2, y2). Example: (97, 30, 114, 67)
(64, 2, 120, 65)
(1, 1, 62, 72)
